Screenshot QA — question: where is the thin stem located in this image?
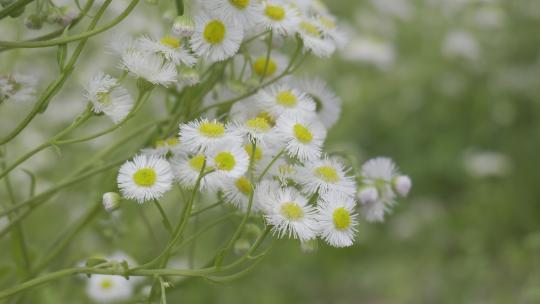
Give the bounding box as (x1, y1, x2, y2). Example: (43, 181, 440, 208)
(259, 31, 273, 84)
(189, 200, 224, 217)
(0, 0, 35, 20)
(258, 149, 285, 182)
(153, 200, 173, 235)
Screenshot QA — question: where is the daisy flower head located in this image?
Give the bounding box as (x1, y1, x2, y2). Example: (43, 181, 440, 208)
(263, 187, 318, 241)
(295, 157, 357, 197)
(0, 73, 37, 104)
(254, 179, 282, 213)
(249, 50, 289, 79)
(179, 118, 243, 152)
(317, 191, 358, 248)
(207, 143, 250, 178)
(205, 0, 262, 28)
(297, 17, 336, 57)
(276, 112, 327, 162)
(221, 175, 255, 211)
(361, 157, 399, 184)
(292, 76, 342, 128)
(259, 1, 300, 36)
(235, 116, 279, 145)
(117, 155, 174, 203)
(255, 83, 316, 117)
(317, 13, 348, 49)
(170, 153, 219, 190)
(84, 72, 133, 124)
(120, 48, 177, 87)
(190, 13, 244, 62)
(86, 274, 134, 303)
(136, 35, 197, 66)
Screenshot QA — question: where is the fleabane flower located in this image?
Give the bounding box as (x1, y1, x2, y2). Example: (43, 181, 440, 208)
(250, 51, 288, 79)
(222, 175, 255, 211)
(318, 13, 347, 49)
(276, 113, 327, 162)
(0, 73, 37, 104)
(179, 118, 242, 152)
(256, 83, 316, 117)
(236, 116, 278, 145)
(297, 17, 336, 57)
(295, 157, 357, 197)
(84, 72, 133, 123)
(190, 13, 244, 62)
(259, 1, 300, 36)
(205, 0, 262, 28)
(170, 154, 219, 190)
(117, 155, 174, 203)
(316, 191, 358, 248)
(136, 35, 197, 66)
(120, 49, 177, 87)
(86, 274, 134, 303)
(254, 179, 282, 213)
(207, 144, 250, 178)
(263, 187, 318, 241)
(292, 76, 342, 128)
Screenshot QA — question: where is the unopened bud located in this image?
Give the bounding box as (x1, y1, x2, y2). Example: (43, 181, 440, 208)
(172, 15, 195, 37)
(178, 67, 200, 86)
(393, 175, 412, 197)
(300, 239, 318, 254)
(102, 192, 121, 212)
(233, 239, 251, 255)
(358, 186, 378, 204)
(25, 13, 44, 30)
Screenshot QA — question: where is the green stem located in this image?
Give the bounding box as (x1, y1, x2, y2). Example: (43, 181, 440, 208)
(174, 0, 183, 15)
(258, 149, 285, 182)
(0, 0, 139, 49)
(0, 0, 34, 20)
(153, 199, 173, 235)
(259, 31, 273, 84)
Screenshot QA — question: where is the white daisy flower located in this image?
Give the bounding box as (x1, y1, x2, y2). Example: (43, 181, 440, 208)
(86, 274, 134, 303)
(170, 153, 219, 190)
(255, 83, 316, 117)
(255, 157, 296, 185)
(117, 155, 174, 203)
(84, 72, 134, 124)
(254, 179, 282, 213)
(259, 1, 300, 36)
(263, 187, 318, 241)
(120, 49, 177, 87)
(207, 144, 250, 178)
(297, 17, 336, 57)
(292, 76, 342, 129)
(136, 35, 197, 66)
(250, 51, 288, 79)
(295, 157, 357, 197)
(318, 13, 348, 49)
(0, 73, 37, 104)
(179, 118, 243, 152)
(275, 113, 327, 162)
(190, 13, 244, 62)
(205, 0, 262, 28)
(222, 175, 254, 211)
(316, 191, 358, 248)
(235, 116, 278, 145)
(141, 137, 187, 157)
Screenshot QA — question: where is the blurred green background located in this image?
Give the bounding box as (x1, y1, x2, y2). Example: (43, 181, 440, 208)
(2, 0, 540, 303)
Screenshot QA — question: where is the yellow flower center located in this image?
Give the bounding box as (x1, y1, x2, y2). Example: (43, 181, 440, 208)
(155, 139, 166, 148)
(253, 56, 277, 77)
(100, 278, 114, 290)
(278, 164, 295, 175)
(229, 0, 249, 9)
(214, 152, 236, 171)
(319, 16, 336, 29)
(293, 123, 313, 143)
(256, 111, 276, 127)
(203, 20, 226, 44)
(333, 207, 351, 230)
(300, 21, 320, 37)
(199, 122, 225, 138)
(276, 91, 297, 107)
(133, 168, 157, 187)
(265, 4, 285, 21)
(96, 92, 112, 106)
(280, 202, 304, 220)
(189, 155, 206, 171)
(314, 166, 339, 183)
(160, 35, 181, 49)
(246, 117, 271, 132)
(235, 177, 252, 195)
(244, 144, 263, 161)
(166, 137, 179, 146)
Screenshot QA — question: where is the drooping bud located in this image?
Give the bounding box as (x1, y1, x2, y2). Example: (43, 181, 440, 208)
(357, 186, 378, 204)
(393, 175, 412, 197)
(172, 15, 195, 37)
(300, 239, 318, 254)
(102, 192, 121, 212)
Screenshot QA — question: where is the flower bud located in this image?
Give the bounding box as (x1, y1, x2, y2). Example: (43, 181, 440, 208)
(172, 15, 195, 37)
(393, 175, 412, 197)
(102, 192, 121, 212)
(25, 13, 44, 30)
(357, 186, 378, 204)
(300, 239, 318, 254)
(234, 239, 251, 255)
(178, 67, 200, 86)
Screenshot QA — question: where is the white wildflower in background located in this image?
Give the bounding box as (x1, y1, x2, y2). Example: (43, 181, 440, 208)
(190, 13, 244, 62)
(250, 51, 288, 78)
(295, 157, 356, 197)
(117, 155, 174, 203)
(0, 73, 37, 104)
(120, 49, 177, 86)
(205, 0, 262, 28)
(317, 191, 358, 247)
(84, 72, 133, 123)
(256, 83, 316, 117)
(221, 175, 254, 211)
(86, 274, 134, 303)
(442, 30, 480, 61)
(179, 118, 242, 152)
(296, 17, 336, 57)
(170, 154, 218, 190)
(259, 1, 300, 36)
(276, 113, 327, 162)
(292, 77, 342, 128)
(136, 35, 197, 66)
